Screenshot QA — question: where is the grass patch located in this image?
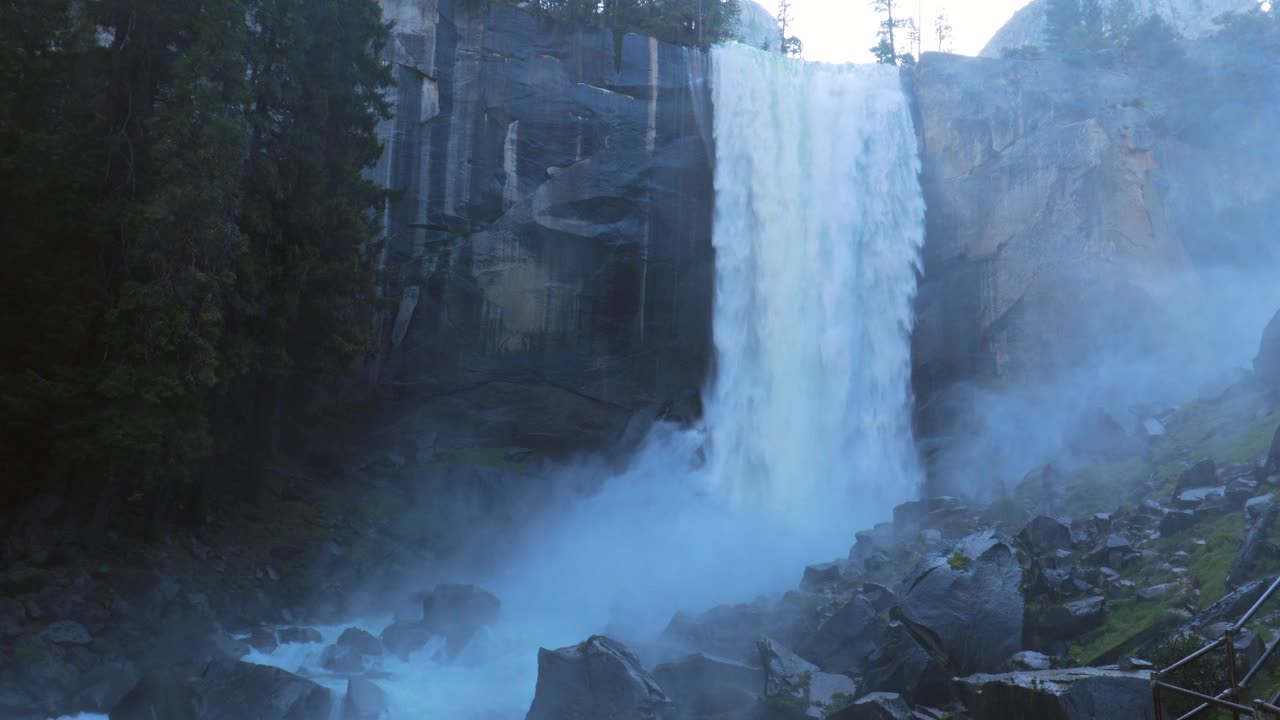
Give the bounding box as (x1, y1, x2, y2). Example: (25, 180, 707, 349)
(1068, 597, 1182, 666)
(948, 551, 972, 572)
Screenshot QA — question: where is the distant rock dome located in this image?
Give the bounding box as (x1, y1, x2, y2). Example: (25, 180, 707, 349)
(732, 0, 777, 51)
(981, 0, 1261, 57)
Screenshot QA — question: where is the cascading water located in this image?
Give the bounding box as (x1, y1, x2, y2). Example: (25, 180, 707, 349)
(705, 44, 925, 522)
(77, 44, 927, 720)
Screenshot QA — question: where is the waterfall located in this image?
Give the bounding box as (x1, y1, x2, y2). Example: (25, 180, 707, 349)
(704, 43, 926, 525)
(214, 43, 929, 720)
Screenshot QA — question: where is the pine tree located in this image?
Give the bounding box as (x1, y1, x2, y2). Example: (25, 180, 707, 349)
(775, 0, 802, 55)
(870, 0, 908, 64)
(934, 9, 953, 52)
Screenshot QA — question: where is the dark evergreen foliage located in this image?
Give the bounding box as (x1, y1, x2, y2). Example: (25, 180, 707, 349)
(0, 0, 392, 536)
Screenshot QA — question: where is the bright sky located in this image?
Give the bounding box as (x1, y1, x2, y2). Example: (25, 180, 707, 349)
(786, 0, 1035, 63)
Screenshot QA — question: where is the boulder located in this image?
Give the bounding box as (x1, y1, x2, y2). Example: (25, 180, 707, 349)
(801, 563, 844, 590)
(320, 627, 383, 673)
(113, 660, 331, 720)
(343, 677, 387, 720)
(758, 638, 857, 715)
(1176, 460, 1218, 493)
(1227, 501, 1278, 588)
(954, 667, 1154, 720)
(897, 530, 1025, 675)
(1009, 651, 1053, 671)
(39, 620, 91, 645)
(422, 584, 500, 657)
(661, 593, 819, 664)
(827, 692, 912, 720)
(759, 638, 820, 698)
(1159, 510, 1195, 536)
(525, 636, 673, 720)
(651, 653, 760, 718)
(859, 622, 950, 707)
(798, 594, 880, 674)
(1174, 486, 1225, 509)
(1256, 309, 1280, 386)
(109, 668, 196, 720)
(380, 618, 434, 660)
(1017, 516, 1073, 556)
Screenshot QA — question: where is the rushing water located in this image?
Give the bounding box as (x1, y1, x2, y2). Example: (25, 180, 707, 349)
(705, 44, 925, 523)
(226, 43, 926, 720)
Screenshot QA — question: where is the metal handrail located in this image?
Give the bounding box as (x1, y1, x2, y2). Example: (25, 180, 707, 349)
(1153, 576, 1280, 719)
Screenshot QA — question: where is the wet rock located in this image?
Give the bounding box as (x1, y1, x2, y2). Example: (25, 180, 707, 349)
(1227, 501, 1278, 588)
(1256, 309, 1280, 386)
(954, 667, 1155, 720)
(422, 584, 500, 657)
(1174, 486, 1225, 509)
(1138, 583, 1179, 601)
(198, 659, 332, 720)
(39, 620, 91, 645)
(1017, 516, 1073, 556)
(320, 628, 383, 673)
(1187, 577, 1276, 632)
(380, 618, 434, 660)
(799, 594, 879, 674)
(801, 563, 843, 590)
(1009, 651, 1053, 671)
(661, 594, 818, 664)
(1142, 418, 1166, 439)
(850, 524, 896, 570)
(526, 635, 673, 720)
(760, 638, 821, 698)
(109, 668, 196, 720)
(1176, 460, 1218, 492)
(246, 627, 278, 654)
(759, 638, 856, 717)
(278, 626, 323, 644)
(651, 652, 760, 718)
(343, 677, 387, 720)
(808, 671, 858, 708)
(73, 658, 140, 714)
(1028, 597, 1106, 649)
(827, 692, 912, 720)
(1246, 494, 1275, 520)
(897, 530, 1025, 674)
(1159, 510, 1196, 536)
(860, 583, 898, 613)
(860, 622, 950, 707)
(112, 660, 331, 720)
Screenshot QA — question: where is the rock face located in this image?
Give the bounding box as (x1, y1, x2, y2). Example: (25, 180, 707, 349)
(1258, 309, 1280, 386)
(525, 635, 674, 720)
(911, 42, 1280, 441)
(955, 667, 1155, 720)
(980, 0, 1256, 58)
(897, 531, 1025, 675)
(911, 52, 1186, 409)
(368, 0, 714, 453)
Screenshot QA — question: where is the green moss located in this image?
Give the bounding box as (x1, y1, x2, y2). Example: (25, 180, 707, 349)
(825, 692, 856, 712)
(948, 551, 972, 572)
(1068, 597, 1182, 666)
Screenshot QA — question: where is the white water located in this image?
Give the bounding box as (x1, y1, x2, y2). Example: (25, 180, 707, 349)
(240, 43, 926, 720)
(706, 44, 925, 523)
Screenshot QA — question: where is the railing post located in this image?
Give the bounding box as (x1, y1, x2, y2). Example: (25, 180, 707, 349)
(1153, 670, 1164, 720)
(1227, 628, 1241, 720)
